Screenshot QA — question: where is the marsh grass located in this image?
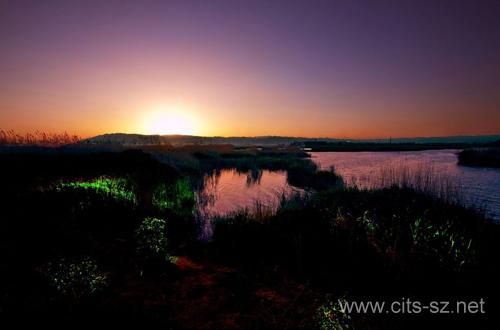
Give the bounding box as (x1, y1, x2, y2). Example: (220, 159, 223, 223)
(148, 145, 344, 190)
(377, 161, 463, 204)
(287, 164, 344, 191)
(152, 177, 195, 215)
(0, 129, 80, 146)
(1, 146, 497, 328)
(212, 186, 492, 290)
(56, 176, 138, 204)
(197, 187, 310, 240)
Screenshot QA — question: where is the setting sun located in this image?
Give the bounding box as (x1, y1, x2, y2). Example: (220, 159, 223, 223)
(144, 109, 197, 135)
(1, 2, 499, 327)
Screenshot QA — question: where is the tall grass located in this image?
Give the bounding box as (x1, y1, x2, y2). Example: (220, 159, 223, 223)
(0, 129, 80, 146)
(377, 161, 463, 204)
(152, 177, 195, 216)
(223, 191, 309, 222)
(56, 176, 138, 204)
(211, 186, 491, 291)
(197, 190, 308, 240)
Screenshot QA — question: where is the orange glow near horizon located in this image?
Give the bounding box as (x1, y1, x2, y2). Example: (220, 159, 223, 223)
(1, 2, 499, 140)
(139, 104, 206, 136)
(2, 105, 500, 140)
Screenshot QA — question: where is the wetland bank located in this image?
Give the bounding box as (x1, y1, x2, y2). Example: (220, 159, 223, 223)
(1, 141, 498, 329)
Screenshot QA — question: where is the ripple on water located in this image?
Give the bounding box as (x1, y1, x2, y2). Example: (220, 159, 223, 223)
(310, 150, 500, 221)
(196, 169, 302, 239)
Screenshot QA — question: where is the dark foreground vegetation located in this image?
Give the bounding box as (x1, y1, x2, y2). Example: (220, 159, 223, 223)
(458, 147, 500, 168)
(0, 146, 498, 329)
(213, 188, 499, 329)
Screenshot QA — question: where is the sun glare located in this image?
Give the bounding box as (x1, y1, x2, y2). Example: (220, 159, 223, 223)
(145, 109, 196, 135)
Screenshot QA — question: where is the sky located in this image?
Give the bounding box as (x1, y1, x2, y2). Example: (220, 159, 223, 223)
(0, 0, 499, 138)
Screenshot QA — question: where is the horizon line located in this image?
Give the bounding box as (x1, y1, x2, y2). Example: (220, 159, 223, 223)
(88, 132, 500, 140)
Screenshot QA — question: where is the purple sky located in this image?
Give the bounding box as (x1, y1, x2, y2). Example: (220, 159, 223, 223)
(1, 0, 499, 137)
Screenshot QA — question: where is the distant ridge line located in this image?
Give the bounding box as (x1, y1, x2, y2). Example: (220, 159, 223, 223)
(79, 133, 500, 147)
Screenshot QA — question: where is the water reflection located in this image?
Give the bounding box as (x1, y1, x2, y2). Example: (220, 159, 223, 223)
(311, 150, 500, 221)
(195, 150, 500, 240)
(196, 169, 301, 239)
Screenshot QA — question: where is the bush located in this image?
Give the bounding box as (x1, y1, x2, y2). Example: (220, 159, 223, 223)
(315, 298, 352, 330)
(39, 257, 108, 299)
(287, 164, 344, 190)
(135, 217, 168, 259)
(458, 148, 500, 167)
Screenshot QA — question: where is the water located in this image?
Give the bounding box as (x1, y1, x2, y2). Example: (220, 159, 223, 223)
(196, 169, 302, 239)
(311, 150, 500, 221)
(195, 150, 500, 239)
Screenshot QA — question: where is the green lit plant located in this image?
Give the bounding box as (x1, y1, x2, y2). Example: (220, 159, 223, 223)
(315, 298, 352, 330)
(152, 177, 195, 215)
(136, 217, 169, 259)
(40, 257, 108, 299)
(359, 210, 377, 235)
(410, 216, 476, 269)
(57, 176, 137, 204)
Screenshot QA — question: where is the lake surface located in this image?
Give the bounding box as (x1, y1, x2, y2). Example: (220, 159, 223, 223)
(196, 169, 302, 239)
(196, 150, 500, 239)
(311, 150, 500, 221)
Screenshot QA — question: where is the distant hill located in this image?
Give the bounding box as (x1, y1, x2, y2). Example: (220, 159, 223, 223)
(79, 133, 165, 145)
(79, 133, 500, 147)
(79, 133, 334, 146)
(361, 135, 500, 144)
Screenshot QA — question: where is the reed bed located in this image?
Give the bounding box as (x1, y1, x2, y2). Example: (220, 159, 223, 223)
(0, 129, 80, 146)
(377, 161, 463, 204)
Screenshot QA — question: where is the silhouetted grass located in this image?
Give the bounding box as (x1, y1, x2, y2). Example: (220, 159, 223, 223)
(1, 146, 497, 329)
(0, 129, 80, 146)
(211, 187, 498, 328)
(377, 161, 464, 204)
(213, 186, 488, 272)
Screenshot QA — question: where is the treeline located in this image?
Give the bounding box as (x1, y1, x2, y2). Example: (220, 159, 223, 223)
(458, 147, 500, 168)
(304, 140, 500, 152)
